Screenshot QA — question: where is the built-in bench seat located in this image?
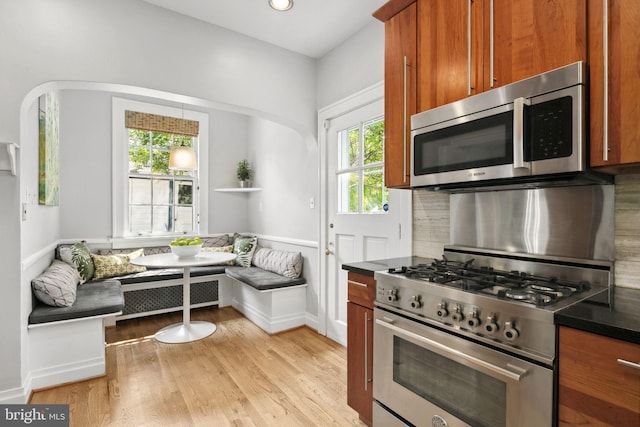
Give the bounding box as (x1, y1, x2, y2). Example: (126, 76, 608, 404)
(27, 235, 307, 389)
(28, 279, 124, 390)
(29, 279, 124, 325)
(225, 266, 306, 290)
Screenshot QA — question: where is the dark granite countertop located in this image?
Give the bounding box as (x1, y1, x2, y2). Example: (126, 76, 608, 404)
(555, 286, 640, 345)
(341, 256, 434, 277)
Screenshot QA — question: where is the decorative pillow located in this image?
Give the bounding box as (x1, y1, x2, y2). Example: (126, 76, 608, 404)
(202, 234, 230, 248)
(58, 241, 95, 284)
(32, 260, 80, 307)
(91, 249, 146, 280)
(252, 247, 303, 279)
(202, 245, 236, 265)
(233, 236, 257, 267)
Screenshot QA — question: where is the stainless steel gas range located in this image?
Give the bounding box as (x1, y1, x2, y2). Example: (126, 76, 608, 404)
(370, 185, 614, 427)
(372, 246, 611, 427)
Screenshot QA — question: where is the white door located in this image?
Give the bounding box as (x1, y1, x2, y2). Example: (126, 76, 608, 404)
(321, 96, 412, 345)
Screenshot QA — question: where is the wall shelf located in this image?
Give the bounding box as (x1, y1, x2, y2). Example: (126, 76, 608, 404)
(0, 142, 18, 176)
(214, 188, 262, 193)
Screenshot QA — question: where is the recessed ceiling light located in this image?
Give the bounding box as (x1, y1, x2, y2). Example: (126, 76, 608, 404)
(269, 0, 293, 11)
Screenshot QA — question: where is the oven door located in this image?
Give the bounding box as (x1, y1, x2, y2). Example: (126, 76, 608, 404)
(373, 308, 552, 427)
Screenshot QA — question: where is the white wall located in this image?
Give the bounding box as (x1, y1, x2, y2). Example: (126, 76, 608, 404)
(317, 21, 385, 109)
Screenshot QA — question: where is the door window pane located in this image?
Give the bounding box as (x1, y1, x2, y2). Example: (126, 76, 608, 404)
(338, 126, 360, 169)
(338, 172, 358, 213)
(363, 167, 384, 213)
(336, 116, 387, 214)
(364, 118, 384, 165)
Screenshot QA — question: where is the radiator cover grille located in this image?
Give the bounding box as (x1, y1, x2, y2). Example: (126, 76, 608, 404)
(121, 280, 219, 316)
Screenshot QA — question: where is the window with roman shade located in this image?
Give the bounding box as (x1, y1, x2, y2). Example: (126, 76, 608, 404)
(122, 108, 202, 235)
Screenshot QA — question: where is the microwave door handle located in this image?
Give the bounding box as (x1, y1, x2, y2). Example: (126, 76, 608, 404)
(513, 97, 530, 169)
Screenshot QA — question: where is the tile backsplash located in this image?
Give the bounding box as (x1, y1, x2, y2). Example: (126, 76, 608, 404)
(412, 174, 640, 290)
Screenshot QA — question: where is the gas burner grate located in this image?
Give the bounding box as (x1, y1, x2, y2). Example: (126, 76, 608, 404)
(388, 256, 592, 306)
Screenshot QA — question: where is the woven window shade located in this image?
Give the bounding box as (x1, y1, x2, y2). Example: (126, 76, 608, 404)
(125, 110, 199, 137)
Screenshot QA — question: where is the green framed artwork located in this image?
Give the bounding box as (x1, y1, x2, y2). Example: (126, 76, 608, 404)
(38, 92, 59, 206)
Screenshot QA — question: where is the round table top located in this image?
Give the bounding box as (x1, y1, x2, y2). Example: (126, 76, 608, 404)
(130, 252, 236, 268)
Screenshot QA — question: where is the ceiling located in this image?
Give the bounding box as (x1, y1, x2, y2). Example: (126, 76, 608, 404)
(142, 0, 387, 58)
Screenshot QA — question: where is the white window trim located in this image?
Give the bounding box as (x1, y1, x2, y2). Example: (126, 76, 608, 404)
(112, 97, 209, 240)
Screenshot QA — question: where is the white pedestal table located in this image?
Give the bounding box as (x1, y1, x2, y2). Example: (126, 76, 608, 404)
(131, 251, 236, 343)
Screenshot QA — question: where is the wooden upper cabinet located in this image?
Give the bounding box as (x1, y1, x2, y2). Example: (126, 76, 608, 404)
(418, 0, 483, 111)
(488, 0, 587, 89)
(375, 0, 417, 188)
(588, 0, 640, 170)
(418, 0, 587, 111)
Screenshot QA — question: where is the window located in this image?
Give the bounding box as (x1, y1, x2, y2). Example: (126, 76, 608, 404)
(336, 116, 387, 213)
(127, 129, 196, 234)
(112, 98, 209, 239)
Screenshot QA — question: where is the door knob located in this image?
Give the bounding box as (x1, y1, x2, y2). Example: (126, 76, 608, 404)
(325, 248, 333, 255)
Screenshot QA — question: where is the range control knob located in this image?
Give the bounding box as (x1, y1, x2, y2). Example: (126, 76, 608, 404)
(485, 314, 499, 333)
(436, 301, 449, 318)
(410, 295, 422, 309)
(466, 309, 481, 328)
(503, 321, 520, 341)
(387, 289, 398, 303)
(451, 305, 464, 322)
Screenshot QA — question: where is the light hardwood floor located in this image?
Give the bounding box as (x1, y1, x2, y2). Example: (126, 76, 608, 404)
(30, 307, 367, 427)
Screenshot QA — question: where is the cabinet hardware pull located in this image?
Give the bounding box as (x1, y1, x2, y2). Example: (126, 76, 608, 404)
(489, 0, 495, 88)
(602, 0, 609, 162)
(513, 97, 530, 169)
(403, 55, 408, 183)
(364, 311, 369, 391)
(617, 359, 640, 370)
(467, 0, 472, 96)
(348, 280, 368, 288)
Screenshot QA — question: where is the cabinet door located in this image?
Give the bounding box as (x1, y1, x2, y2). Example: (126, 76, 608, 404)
(418, 0, 484, 111)
(347, 302, 374, 425)
(558, 326, 640, 426)
(488, 0, 587, 90)
(589, 0, 640, 168)
(384, 2, 417, 188)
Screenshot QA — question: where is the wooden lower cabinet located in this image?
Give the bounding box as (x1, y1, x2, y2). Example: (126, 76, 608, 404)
(558, 326, 640, 426)
(347, 301, 374, 425)
(346, 272, 376, 425)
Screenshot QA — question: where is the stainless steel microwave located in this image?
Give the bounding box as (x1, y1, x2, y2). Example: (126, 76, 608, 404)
(411, 62, 609, 191)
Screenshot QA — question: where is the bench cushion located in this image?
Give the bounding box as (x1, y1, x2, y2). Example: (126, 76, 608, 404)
(29, 279, 124, 325)
(112, 266, 227, 285)
(225, 266, 306, 291)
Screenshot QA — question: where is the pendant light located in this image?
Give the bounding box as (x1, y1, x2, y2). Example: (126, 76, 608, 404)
(169, 104, 197, 171)
(269, 0, 293, 11)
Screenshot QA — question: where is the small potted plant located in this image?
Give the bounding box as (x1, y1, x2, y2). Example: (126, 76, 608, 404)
(236, 159, 254, 188)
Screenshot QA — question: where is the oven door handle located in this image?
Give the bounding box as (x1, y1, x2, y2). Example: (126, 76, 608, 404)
(376, 319, 527, 382)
